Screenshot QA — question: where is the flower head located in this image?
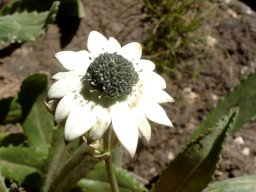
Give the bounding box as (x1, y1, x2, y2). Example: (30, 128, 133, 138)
(47, 31, 174, 157)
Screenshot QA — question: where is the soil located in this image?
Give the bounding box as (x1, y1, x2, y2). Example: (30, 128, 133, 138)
(0, 0, 256, 188)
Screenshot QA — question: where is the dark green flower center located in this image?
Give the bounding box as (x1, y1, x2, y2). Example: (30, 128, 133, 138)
(85, 53, 138, 98)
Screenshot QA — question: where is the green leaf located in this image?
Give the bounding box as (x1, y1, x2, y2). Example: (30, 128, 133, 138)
(0, 146, 47, 183)
(0, 2, 59, 44)
(77, 162, 147, 192)
(153, 108, 239, 192)
(20, 74, 54, 147)
(0, 132, 10, 144)
(0, 0, 54, 14)
(0, 172, 7, 192)
(198, 71, 256, 134)
(0, 97, 13, 124)
(0, 97, 22, 125)
(22, 92, 54, 147)
(58, 0, 85, 18)
(41, 126, 81, 192)
(41, 125, 100, 192)
(3, 98, 22, 124)
(1, 0, 84, 18)
(203, 175, 256, 192)
(18, 73, 48, 121)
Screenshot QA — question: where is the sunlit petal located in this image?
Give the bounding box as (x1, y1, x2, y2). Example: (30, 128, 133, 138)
(55, 50, 90, 72)
(55, 93, 76, 123)
(111, 102, 138, 157)
(87, 31, 108, 54)
(138, 115, 151, 142)
(51, 71, 80, 80)
(64, 102, 96, 141)
(48, 79, 81, 99)
(137, 59, 155, 71)
(89, 106, 111, 141)
(118, 42, 142, 61)
(144, 102, 173, 127)
(145, 89, 175, 103)
(107, 37, 121, 53)
(140, 71, 166, 89)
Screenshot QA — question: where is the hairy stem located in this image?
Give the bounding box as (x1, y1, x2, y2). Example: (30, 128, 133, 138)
(103, 129, 119, 192)
(105, 155, 119, 192)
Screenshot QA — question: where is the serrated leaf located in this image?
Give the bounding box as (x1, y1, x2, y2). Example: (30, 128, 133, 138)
(153, 108, 238, 192)
(0, 0, 54, 15)
(198, 71, 256, 134)
(203, 175, 256, 192)
(20, 74, 54, 147)
(0, 11, 46, 44)
(0, 2, 59, 44)
(78, 162, 147, 192)
(0, 146, 47, 183)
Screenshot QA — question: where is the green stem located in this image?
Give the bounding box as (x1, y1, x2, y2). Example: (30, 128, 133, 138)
(103, 129, 120, 192)
(105, 155, 119, 192)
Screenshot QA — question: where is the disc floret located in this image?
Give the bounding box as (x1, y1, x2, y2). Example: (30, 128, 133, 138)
(85, 53, 138, 98)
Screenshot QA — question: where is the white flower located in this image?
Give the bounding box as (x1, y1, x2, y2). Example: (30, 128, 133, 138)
(47, 31, 174, 157)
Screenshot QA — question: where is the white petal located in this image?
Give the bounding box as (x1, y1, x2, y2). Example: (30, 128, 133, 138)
(138, 116, 151, 142)
(55, 50, 91, 72)
(144, 102, 173, 127)
(64, 102, 96, 141)
(51, 71, 80, 80)
(54, 93, 76, 123)
(87, 31, 108, 54)
(140, 71, 166, 89)
(48, 78, 81, 99)
(89, 106, 111, 141)
(111, 102, 138, 157)
(107, 37, 121, 53)
(118, 42, 142, 61)
(146, 89, 174, 103)
(137, 59, 155, 71)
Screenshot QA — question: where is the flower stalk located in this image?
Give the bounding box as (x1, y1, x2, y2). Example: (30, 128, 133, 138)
(105, 155, 119, 192)
(103, 129, 120, 192)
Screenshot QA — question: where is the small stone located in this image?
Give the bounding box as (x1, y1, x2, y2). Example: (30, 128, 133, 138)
(149, 167, 156, 174)
(223, 0, 231, 3)
(167, 152, 175, 161)
(215, 170, 223, 176)
(240, 66, 249, 75)
(234, 136, 244, 145)
(227, 9, 238, 18)
(211, 93, 219, 101)
(206, 35, 217, 47)
(183, 87, 199, 104)
(246, 8, 253, 15)
(242, 147, 250, 156)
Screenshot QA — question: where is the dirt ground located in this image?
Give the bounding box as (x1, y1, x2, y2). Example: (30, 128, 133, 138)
(0, 0, 256, 185)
